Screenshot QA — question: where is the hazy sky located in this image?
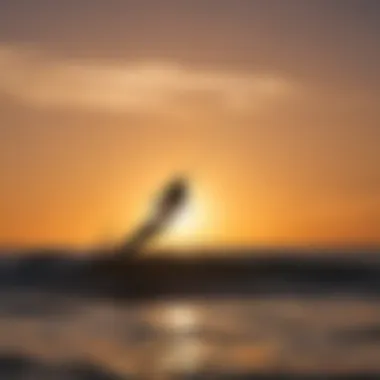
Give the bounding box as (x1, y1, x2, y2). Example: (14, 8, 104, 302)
(0, 0, 379, 248)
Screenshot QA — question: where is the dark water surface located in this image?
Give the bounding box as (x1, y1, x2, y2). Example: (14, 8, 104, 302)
(0, 249, 379, 379)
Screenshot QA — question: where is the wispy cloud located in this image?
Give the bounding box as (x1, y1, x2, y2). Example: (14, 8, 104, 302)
(0, 45, 293, 114)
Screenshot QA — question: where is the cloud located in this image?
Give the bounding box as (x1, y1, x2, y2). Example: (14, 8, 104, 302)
(0, 45, 293, 114)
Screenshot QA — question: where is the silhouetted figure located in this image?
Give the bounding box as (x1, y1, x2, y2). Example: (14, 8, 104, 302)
(117, 177, 188, 256)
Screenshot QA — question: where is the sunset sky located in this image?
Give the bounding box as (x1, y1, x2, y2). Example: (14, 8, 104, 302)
(0, 0, 379, 249)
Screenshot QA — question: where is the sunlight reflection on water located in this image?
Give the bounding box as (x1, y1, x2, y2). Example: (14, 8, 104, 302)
(137, 302, 210, 378)
(0, 293, 380, 378)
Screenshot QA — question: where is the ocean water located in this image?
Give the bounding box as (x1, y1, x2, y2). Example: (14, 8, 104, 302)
(0, 251, 379, 379)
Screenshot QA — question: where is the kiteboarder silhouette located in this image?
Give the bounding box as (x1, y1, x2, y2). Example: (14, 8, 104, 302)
(116, 176, 188, 256)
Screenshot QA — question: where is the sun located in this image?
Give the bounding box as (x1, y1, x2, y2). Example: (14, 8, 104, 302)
(158, 186, 213, 248)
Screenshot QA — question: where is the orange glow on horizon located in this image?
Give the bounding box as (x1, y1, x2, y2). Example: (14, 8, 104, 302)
(0, 46, 379, 250)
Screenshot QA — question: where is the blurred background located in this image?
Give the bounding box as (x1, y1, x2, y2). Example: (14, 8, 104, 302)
(0, 0, 379, 378)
